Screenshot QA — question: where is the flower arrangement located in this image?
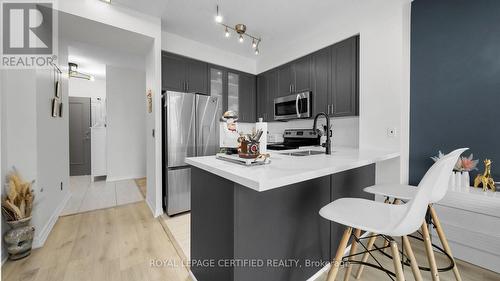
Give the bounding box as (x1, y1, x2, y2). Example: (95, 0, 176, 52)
(1, 168, 35, 221)
(431, 150, 479, 172)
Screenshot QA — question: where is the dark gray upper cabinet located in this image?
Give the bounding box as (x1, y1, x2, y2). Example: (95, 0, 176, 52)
(293, 56, 311, 92)
(187, 59, 208, 93)
(208, 65, 256, 123)
(277, 64, 294, 96)
(163, 53, 186, 92)
(256, 70, 278, 121)
(330, 36, 359, 117)
(277, 57, 312, 96)
(256, 35, 359, 119)
(239, 73, 256, 122)
(312, 47, 330, 115)
(162, 52, 208, 94)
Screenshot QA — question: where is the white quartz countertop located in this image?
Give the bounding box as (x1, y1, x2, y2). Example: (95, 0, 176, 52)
(185, 146, 400, 192)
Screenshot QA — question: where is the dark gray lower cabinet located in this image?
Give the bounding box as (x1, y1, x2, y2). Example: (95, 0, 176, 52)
(191, 164, 375, 281)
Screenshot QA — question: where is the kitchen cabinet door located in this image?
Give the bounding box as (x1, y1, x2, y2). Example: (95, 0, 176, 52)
(256, 74, 268, 121)
(266, 70, 278, 121)
(330, 36, 359, 117)
(312, 47, 330, 116)
(277, 63, 294, 97)
(163, 53, 186, 92)
(187, 59, 208, 94)
(293, 56, 311, 92)
(239, 73, 256, 122)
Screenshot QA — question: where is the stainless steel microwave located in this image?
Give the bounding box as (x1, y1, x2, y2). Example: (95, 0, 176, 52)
(274, 91, 311, 120)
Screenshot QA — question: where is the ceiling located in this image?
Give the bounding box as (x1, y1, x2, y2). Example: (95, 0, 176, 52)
(59, 11, 153, 56)
(112, 0, 356, 59)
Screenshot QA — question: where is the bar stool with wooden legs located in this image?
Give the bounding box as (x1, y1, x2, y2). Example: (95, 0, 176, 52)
(357, 159, 465, 281)
(319, 148, 467, 281)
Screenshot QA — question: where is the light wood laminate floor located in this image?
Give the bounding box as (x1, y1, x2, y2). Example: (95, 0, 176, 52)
(3, 201, 499, 281)
(61, 176, 143, 216)
(2, 202, 191, 281)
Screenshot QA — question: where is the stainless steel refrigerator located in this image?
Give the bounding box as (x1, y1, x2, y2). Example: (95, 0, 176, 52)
(163, 91, 219, 216)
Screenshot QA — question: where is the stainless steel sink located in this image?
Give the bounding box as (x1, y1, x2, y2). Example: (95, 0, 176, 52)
(279, 150, 330, 157)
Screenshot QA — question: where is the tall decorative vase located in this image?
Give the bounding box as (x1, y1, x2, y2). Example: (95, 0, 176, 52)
(4, 216, 35, 260)
(462, 171, 470, 188)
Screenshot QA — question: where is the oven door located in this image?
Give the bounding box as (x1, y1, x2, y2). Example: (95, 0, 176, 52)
(274, 92, 311, 120)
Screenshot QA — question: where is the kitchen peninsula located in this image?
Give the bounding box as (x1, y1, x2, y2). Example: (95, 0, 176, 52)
(185, 147, 399, 281)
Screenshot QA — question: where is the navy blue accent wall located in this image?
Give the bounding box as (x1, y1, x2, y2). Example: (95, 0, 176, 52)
(410, 0, 500, 185)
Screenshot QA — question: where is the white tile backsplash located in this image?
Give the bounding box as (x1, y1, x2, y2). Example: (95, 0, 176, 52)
(239, 116, 359, 148)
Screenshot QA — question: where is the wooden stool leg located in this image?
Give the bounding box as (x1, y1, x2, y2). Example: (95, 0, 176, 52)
(421, 222, 440, 281)
(355, 233, 377, 279)
(429, 206, 462, 281)
(389, 240, 406, 281)
(402, 236, 423, 281)
(327, 227, 353, 281)
(344, 229, 361, 281)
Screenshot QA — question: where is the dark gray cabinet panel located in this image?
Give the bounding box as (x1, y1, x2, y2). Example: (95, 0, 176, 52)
(312, 47, 330, 115)
(239, 73, 256, 122)
(277, 57, 311, 96)
(330, 36, 359, 116)
(293, 56, 311, 92)
(163, 53, 186, 92)
(266, 70, 278, 121)
(256, 70, 278, 121)
(256, 74, 268, 121)
(162, 52, 208, 94)
(330, 164, 375, 255)
(277, 63, 294, 96)
(187, 59, 208, 93)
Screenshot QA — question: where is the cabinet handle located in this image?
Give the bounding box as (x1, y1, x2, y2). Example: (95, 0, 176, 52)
(186, 81, 189, 92)
(331, 104, 335, 115)
(327, 104, 330, 115)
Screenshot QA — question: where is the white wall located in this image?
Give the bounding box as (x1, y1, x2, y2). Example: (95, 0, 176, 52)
(1, 70, 38, 261)
(68, 77, 106, 99)
(106, 66, 147, 181)
(0, 40, 72, 257)
(162, 31, 257, 74)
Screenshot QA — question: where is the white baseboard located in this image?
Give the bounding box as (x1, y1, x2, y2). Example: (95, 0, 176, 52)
(32, 191, 71, 248)
(106, 174, 146, 182)
(146, 197, 162, 218)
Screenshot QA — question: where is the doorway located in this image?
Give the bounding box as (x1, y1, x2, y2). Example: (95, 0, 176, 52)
(69, 97, 91, 176)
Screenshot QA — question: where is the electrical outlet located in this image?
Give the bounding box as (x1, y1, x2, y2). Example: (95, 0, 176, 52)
(387, 128, 397, 137)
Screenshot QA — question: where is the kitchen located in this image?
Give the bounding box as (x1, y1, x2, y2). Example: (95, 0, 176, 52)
(2, 1, 500, 281)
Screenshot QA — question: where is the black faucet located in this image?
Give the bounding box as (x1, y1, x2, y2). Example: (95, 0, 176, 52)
(313, 112, 331, 155)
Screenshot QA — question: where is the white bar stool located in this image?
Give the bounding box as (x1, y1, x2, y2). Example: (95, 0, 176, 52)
(319, 148, 467, 281)
(357, 174, 464, 280)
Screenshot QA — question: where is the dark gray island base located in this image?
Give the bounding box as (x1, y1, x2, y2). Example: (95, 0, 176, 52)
(191, 164, 375, 281)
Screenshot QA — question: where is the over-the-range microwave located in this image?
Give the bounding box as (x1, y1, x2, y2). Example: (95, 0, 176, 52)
(273, 91, 312, 121)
